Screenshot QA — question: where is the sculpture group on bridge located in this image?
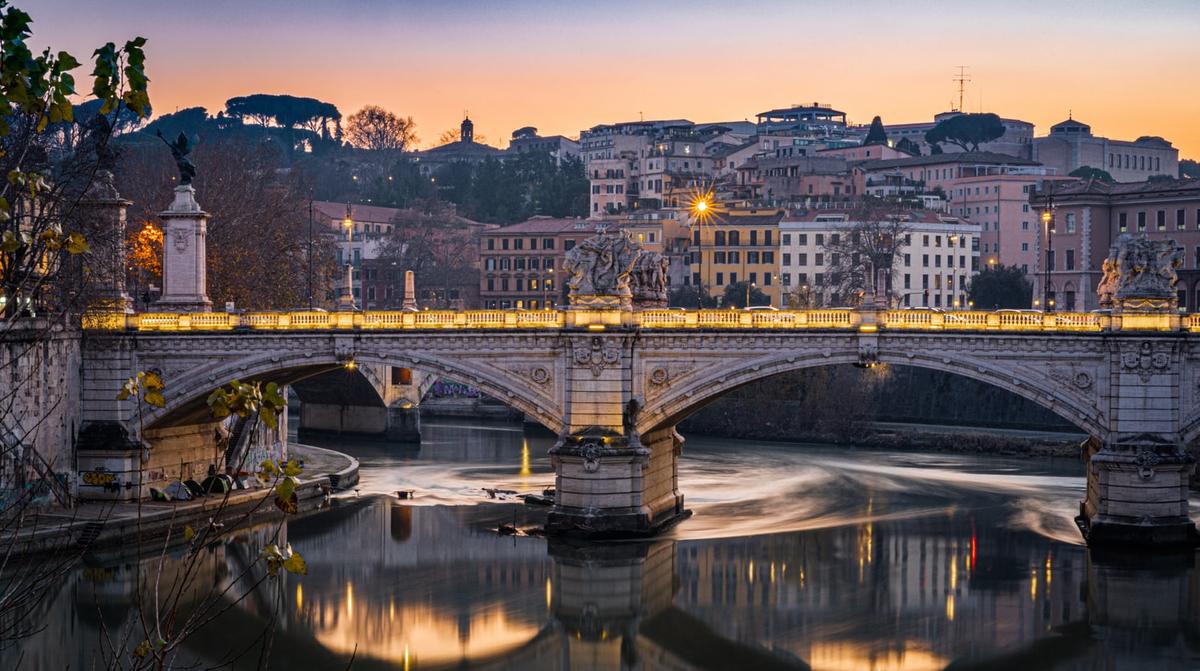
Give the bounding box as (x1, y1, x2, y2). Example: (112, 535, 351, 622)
(563, 228, 669, 309)
(1098, 234, 1184, 311)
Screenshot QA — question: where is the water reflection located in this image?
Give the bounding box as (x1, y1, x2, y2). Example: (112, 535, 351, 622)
(4, 421, 1200, 669)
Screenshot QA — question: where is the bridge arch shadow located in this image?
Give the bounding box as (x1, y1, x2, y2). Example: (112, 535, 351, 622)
(142, 350, 563, 434)
(636, 350, 1105, 442)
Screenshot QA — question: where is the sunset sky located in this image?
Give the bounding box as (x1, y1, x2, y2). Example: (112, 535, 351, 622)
(26, 0, 1200, 158)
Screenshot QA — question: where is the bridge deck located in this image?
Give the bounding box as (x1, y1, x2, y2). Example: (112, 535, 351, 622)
(81, 308, 1199, 333)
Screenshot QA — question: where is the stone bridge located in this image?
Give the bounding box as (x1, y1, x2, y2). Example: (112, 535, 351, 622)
(79, 306, 1200, 547)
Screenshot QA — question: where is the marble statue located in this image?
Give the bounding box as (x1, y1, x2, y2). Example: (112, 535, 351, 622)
(564, 229, 641, 308)
(1099, 234, 1184, 310)
(630, 250, 669, 308)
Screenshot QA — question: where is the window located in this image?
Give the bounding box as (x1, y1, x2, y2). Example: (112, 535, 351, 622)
(716, 272, 724, 285)
(935, 255, 941, 268)
(1137, 212, 1146, 232)
(1047, 249, 1056, 271)
(543, 238, 555, 249)
(1157, 210, 1166, 231)
(714, 251, 727, 264)
(782, 234, 792, 245)
(798, 253, 808, 266)
(815, 253, 824, 266)
(544, 258, 554, 270)
(715, 231, 726, 245)
(729, 272, 738, 284)
(515, 239, 524, 250)
(1066, 249, 1075, 270)
(763, 251, 775, 263)
(923, 234, 930, 246)
(748, 251, 760, 264)
(904, 274, 911, 289)
(487, 278, 495, 291)
(815, 273, 824, 285)
(729, 231, 740, 245)
(749, 230, 758, 245)
(783, 253, 792, 266)
(485, 258, 496, 271)
(515, 258, 525, 271)
(815, 234, 824, 245)
(729, 251, 740, 264)
(1119, 212, 1128, 232)
(1065, 213, 1076, 234)
(904, 253, 911, 266)
(487, 239, 495, 250)
(502, 238, 510, 250)
(764, 230, 773, 245)
(922, 254, 929, 267)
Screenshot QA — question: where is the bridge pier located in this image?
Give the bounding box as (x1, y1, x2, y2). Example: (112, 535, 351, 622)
(1081, 437, 1197, 546)
(548, 425, 684, 537)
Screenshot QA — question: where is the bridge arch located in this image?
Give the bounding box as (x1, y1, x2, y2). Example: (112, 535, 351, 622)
(142, 348, 563, 434)
(636, 347, 1107, 441)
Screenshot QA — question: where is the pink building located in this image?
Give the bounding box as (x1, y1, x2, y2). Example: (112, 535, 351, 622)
(1031, 178, 1200, 312)
(950, 174, 1077, 274)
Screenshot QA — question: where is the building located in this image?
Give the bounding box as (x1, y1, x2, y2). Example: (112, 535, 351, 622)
(579, 119, 693, 216)
(739, 155, 863, 207)
(1032, 117, 1179, 183)
(1030, 177, 1200, 312)
(754, 103, 860, 160)
(778, 209, 980, 309)
(869, 111, 1035, 159)
(507, 126, 580, 164)
(950, 173, 1077, 275)
(477, 216, 668, 309)
(411, 116, 506, 175)
(314, 201, 491, 308)
(688, 208, 786, 305)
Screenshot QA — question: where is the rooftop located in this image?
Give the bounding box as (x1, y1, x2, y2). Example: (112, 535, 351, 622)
(1042, 176, 1200, 197)
(480, 216, 599, 235)
(859, 151, 1039, 170)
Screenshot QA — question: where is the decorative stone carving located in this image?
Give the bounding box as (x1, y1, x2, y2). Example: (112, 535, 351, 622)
(648, 366, 670, 386)
(1048, 365, 1095, 391)
(630, 251, 669, 308)
(1120, 341, 1171, 382)
(564, 228, 641, 309)
(529, 366, 550, 385)
(574, 337, 621, 377)
(1135, 448, 1161, 480)
(1099, 234, 1184, 311)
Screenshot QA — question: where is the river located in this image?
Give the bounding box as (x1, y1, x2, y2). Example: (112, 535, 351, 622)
(5, 418, 1200, 670)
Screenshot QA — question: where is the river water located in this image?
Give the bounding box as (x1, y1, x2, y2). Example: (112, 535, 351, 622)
(6, 418, 1200, 670)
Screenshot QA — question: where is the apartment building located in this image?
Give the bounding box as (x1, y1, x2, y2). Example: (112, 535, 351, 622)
(507, 126, 580, 164)
(1031, 178, 1200, 311)
(951, 174, 1077, 274)
(779, 210, 981, 309)
(688, 208, 786, 305)
(579, 119, 692, 216)
(1032, 117, 1179, 183)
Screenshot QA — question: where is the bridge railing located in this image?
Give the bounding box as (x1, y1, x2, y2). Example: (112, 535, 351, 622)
(81, 308, 1189, 333)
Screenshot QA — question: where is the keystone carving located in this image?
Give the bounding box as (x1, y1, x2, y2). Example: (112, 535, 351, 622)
(1121, 341, 1171, 382)
(574, 337, 621, 377)
(172, 228, 189, 253)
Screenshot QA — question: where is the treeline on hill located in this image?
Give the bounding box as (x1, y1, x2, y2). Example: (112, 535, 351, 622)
(113, 95, 589, 225)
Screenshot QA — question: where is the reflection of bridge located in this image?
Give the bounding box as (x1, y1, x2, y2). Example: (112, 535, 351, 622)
(82, 306, 1200, 545)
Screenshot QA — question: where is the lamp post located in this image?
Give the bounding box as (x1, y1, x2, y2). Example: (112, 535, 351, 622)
(337, 203, 357, 311)
(691, 195, 712, 307)
(1041, 198, 1054, 313)
(746, 281, 755, 307)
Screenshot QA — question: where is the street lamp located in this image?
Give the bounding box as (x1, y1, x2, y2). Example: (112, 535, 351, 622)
(746, 281, 756, 307)
(337, 204, 357, 311)
(1041, 202, 1054, 313)
(690, 193, 714, 307)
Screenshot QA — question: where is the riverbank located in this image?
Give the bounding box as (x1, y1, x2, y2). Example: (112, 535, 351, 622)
(746, 421, 1086, 458)
(10, 443, 359, 557)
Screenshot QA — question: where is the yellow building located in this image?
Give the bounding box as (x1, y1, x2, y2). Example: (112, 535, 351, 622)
(688, 207, 786, 305)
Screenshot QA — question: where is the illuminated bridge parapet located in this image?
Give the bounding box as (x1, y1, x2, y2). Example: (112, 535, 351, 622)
(81, 308, 1200, 334)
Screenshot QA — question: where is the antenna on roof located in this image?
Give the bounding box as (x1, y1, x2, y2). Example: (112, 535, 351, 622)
(952, 65, 971, 113)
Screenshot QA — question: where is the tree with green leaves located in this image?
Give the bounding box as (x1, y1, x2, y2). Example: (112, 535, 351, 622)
(224, 93, 341, 152)
(968, 264, 1032, 309)
(0, 0, 150, 647)
(1180, 159, 1199, 179)
(1069, 166, 1114, 183)
(924, 113, 1005, 152)
(895, 137, 921, 157)
(668, 285, 718, 308)
(723, 281, 770, 308)
(863, 116, 888, 146)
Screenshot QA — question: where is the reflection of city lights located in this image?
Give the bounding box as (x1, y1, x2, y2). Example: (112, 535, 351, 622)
(390, 600, 395, 621)
(295, 583, 303, 612)
(545, 577, 552, 610)
(748, 560, 754, 584)
(946, 594, 955, 621)
(1045, 553, 1052, 589)
(346, 581, 354, 616)
(403, 644, 410, 671)
(1030, 570, 1038, 601)
(519, 440, 531, 477)
(950, 555, 957, 590)
(770, 562, 776, 584)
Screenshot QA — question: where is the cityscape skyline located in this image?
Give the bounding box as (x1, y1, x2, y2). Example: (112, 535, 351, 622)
(27, 0, 1200, 157)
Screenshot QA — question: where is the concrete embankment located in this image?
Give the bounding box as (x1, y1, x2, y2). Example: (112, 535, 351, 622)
(12, 443, 358, 557)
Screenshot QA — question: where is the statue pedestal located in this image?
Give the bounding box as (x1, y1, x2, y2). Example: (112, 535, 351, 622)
(569, 293, 630, 311)
(78, 171, 133, 314)
(153, 185, 212, 313)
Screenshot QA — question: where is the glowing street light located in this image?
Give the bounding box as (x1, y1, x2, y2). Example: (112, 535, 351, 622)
(337, 205, 357, 311)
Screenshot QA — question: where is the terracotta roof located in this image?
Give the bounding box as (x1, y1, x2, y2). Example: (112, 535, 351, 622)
(859, 151, 1038, 170)
(783, 208, 961, 224)
(1043, 176, 1200, 197)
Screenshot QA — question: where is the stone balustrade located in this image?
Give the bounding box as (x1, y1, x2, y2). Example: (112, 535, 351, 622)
(80, 307, 1194, 334)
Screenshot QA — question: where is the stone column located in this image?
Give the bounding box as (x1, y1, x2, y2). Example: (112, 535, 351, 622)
(77, 171, 133, 313)
(1079, 338, 1197, 546)
(154, 185, 211, 312)
(549, 333, 685, 537)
